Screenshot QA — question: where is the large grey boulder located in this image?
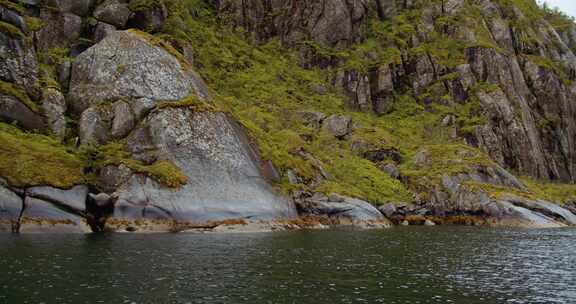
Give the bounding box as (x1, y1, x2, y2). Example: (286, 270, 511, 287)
(69, 30, 208, 114)
(498, 194, 576, 226)
(0, 184, 22, 232)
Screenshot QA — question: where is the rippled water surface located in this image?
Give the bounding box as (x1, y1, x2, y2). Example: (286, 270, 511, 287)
(0, 227, 575, 304)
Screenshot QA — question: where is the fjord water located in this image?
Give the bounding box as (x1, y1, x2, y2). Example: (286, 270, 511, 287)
(0, 227, 574, 304)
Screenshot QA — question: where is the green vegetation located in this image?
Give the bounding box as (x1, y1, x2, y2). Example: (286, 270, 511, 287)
(128, 0, 161, 12)
(0, 20, 24, 39)
(522, 178, 576, 204)
(0, 123, 85, 188)
(37, 47, 71, 90)
(24, 16, 42, 32)
(0, 0, 25, 15)
(149, 0, 576, 204)
(154, 0, 418, 203)
(0, 80, 39, 112)
(89, 142, 188, 189)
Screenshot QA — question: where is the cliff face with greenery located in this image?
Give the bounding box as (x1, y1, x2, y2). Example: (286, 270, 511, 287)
(2, 0, 576, 232)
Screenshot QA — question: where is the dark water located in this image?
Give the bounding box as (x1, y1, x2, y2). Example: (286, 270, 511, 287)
(0, 227, 575, 304)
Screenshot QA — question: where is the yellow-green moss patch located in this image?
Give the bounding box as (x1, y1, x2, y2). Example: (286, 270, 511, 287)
(0, 123, 85, 188)
(94, 142, 188, 189)
(0, 80, 39, 113)
(0, 20, 24, 39)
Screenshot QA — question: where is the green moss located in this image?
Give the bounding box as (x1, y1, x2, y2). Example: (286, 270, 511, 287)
(315, 153, 413, 204)
(128, 0, 160, 12)
(521, 177, 576, 204)
(0, 123, 85, 188)
(401, 144, 495, 194)
(0, 0, 26, 15)
(524, 54, 573, 86)
(0, 20, 24, 39)
(0, 80, 39, 113)
(24, 16, 42, 32)
(93, 142, 188, 189)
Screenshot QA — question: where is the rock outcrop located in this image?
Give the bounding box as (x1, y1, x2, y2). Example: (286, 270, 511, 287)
(69, 30, 295, 232)
(2, 0, 576, 232)
(213, 0, 370, 49)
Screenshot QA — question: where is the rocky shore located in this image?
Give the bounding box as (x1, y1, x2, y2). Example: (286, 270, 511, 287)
(2, 0, 576, 234)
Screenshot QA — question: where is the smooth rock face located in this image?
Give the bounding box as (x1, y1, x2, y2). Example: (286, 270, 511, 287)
(0, 185, 22, 232)
(499, 196, 576, 226)
(26, 185, 88, 214)
(110, 109, 296, 230)
(297, 193, 385, 222)
(494, 200, 565, 228)
(19, 197, 91, 233)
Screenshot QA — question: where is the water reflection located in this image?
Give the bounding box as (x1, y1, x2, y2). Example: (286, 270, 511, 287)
(0, 227, 574, 304)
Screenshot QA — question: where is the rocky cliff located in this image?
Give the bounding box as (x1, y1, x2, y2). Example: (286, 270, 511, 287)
(2, 0, 576, 232)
